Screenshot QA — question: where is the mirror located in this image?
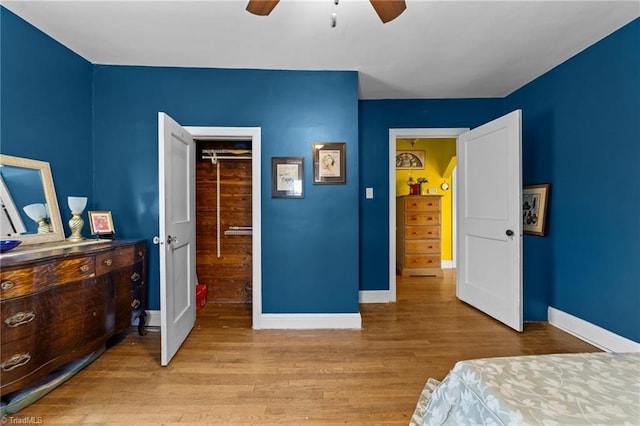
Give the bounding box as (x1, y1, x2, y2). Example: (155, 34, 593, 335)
(0, 154, 65, 245)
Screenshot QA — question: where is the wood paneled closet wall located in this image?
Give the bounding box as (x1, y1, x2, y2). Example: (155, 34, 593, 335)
(196, 141, 252, 304)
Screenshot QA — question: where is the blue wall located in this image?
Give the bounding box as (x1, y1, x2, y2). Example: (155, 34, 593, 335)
(358, 99, 503, 291)
(2, 6, 638, 341)
(504, 18, 640, 341)
(0, 7, 93, 224)
(92, 66, 360, 313)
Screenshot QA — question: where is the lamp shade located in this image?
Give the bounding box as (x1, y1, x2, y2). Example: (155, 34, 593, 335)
(67, 196, 87, 213)
(23, 203, 47, 221)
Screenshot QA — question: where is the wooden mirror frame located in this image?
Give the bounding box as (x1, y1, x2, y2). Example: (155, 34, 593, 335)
(0, 154, 65, 245)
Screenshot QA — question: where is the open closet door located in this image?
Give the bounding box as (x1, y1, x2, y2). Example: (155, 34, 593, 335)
(456, 110, 523, 332)
(158, 112, 196, 365)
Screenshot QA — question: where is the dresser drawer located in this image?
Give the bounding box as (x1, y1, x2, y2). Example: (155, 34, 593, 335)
(404, 254, 440, 268)
(112, 265, 144, 334)
(405, 197, 440, 212)
(406, 240, 441, 254)
(0, 257, 94, 300)
(96, 246, 135, 275)
(1, 277, 114, 345)
(0, 303, 112, 390)
(405, 213, 440, 226)
(405, 226, 440, 240)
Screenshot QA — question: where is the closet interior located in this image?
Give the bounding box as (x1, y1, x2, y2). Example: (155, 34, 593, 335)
(196, 140, 252, 305)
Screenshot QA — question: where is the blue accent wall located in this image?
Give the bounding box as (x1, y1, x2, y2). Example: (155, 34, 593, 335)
(92, 66, 360, 313)
(358, 99, 503, 291)
(0, 7, 93, 224)
(505, 18, 640, 341)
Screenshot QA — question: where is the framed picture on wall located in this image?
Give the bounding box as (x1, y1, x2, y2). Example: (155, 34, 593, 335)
(396, 150, 425, 169)
(271, 157, 304, 198)
(522, 184, 550, 236)
(313, 142, 346, 184)
(88, 211, 115, 235)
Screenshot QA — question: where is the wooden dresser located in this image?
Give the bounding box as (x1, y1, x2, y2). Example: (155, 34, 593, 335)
(0, 240, 146, 396)
(396, 195, 443, 277)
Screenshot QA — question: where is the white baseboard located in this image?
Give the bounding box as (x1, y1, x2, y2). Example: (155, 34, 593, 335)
(548, 307, 640, 353)
(254, 313, 362, 330)
(359, 290, 392, 303)
(442, 260, 454, 269)
(140, 310, 361, 330)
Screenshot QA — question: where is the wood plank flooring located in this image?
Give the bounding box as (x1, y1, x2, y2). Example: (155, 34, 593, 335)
(9, 270, 598, 425)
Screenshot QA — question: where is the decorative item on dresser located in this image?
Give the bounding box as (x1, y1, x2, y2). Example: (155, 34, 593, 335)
(396, 195, 443, 277)
(0, 240, 147, 398)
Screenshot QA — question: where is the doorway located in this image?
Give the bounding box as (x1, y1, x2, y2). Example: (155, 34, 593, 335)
(195, 140, 253, 304)
(388, 128, 468, 302)
(185, 126, 263, 328)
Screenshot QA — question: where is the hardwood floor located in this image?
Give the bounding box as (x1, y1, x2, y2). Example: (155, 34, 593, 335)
(11, 270, 598, 425)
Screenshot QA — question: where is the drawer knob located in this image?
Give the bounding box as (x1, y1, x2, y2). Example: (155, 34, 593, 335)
(104, 259, 113, 266)
(80, 265, 90, 273)
(131, 299, 141, 309)
(1, 280, 14, 291)
(137, 250, 144, 258)
(4, 311, 36, 328)
(1, 353, 31, 371)
(131, 272, 141, 282)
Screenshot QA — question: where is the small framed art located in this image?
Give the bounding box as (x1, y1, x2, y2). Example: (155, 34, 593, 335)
(88, 211, 115, 236)
(522, 184, 550, 236)
(313, 142, 346, 184)
(271, 157, 304, 198)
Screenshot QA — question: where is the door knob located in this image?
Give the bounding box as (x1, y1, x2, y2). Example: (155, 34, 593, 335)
(167, 235, 178, 245)
(506, 229, 514, 236)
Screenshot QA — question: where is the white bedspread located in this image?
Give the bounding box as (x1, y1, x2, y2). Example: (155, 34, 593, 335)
(422, 352, 640, 425)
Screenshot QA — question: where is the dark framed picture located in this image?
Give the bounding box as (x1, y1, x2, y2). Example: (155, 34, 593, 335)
(522, 184, 550, 236)
(396, 150, 425, 169)
(313, 142, 346, 184)
(88, 211, 115, 235)
(271, 157, 304, 198)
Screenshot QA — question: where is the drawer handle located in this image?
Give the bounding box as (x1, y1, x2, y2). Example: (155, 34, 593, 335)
(1, 280, 15, 291)
(103, 259, 113, 266)
(137, 250, 144, 258)
(131, 299, 141, 309)
(2, 353, 31, 371)
(131, 272, 141, 282)
(80, 265, 90, 273)
(4, 311, 36, 328)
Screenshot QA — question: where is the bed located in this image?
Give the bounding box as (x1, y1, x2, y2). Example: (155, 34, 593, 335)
(412, 352, 640, 425)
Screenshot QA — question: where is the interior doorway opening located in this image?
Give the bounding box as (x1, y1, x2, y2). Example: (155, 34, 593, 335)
(388, 128, 468, 302)
(185, 126, 262, 329)
(195, 140, 253, 306)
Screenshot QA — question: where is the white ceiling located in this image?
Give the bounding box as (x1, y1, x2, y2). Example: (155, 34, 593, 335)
(2, 0, 638, 99)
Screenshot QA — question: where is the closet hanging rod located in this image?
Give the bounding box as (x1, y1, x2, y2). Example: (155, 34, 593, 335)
(202, 155, 252, 161)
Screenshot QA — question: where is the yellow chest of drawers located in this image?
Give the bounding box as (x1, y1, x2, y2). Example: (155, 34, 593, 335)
(396, 196, 443, 277)
(0, 240, 146, 396)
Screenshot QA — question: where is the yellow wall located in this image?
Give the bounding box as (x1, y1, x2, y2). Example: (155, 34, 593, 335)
(396, 138, 456, 261)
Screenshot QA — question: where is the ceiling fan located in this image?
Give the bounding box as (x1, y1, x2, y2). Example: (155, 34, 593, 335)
(246, 0, 407, 24)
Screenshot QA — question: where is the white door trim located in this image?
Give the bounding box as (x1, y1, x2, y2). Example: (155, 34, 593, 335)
(388, 128, 468, 302)
(184, 126, 263, 329)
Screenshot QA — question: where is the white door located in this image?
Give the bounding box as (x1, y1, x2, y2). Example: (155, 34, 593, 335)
(158, 112, 196, 365)
(456, 110, 522, 331)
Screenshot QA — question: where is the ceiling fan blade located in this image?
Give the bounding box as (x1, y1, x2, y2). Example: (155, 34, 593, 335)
(246, 0, 280, 16)
(369, 0, 406, 23)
